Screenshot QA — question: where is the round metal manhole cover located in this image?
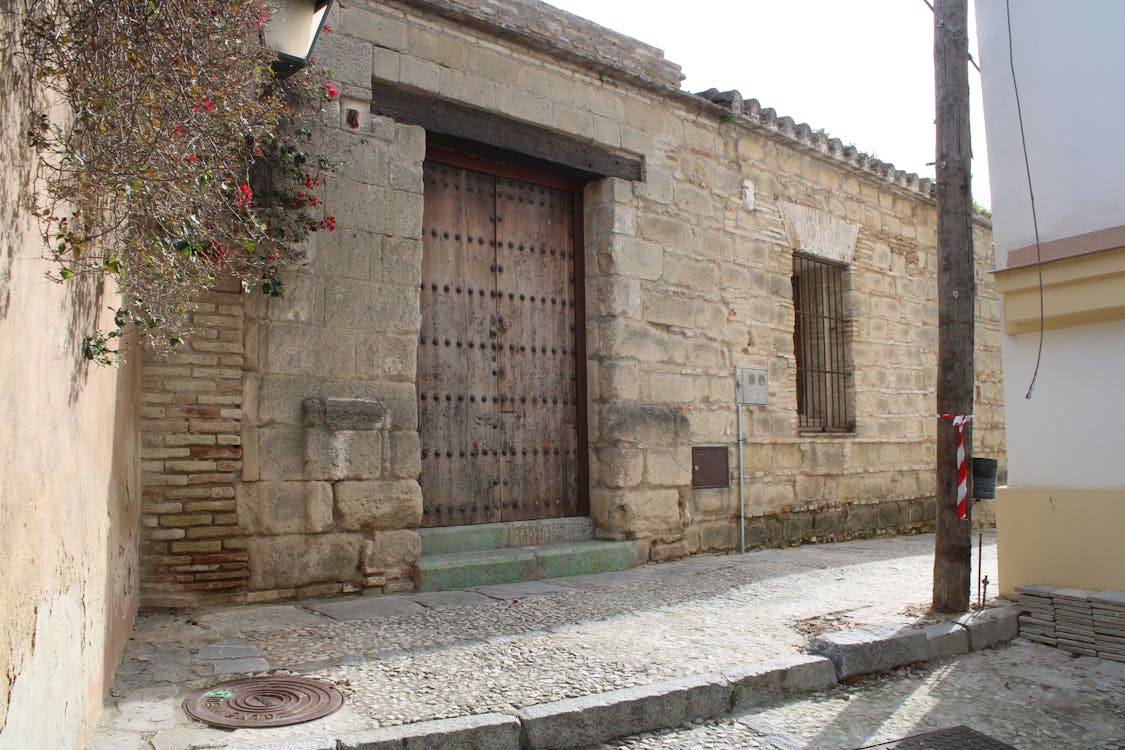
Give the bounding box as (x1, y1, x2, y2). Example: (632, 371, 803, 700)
(183, 676, 344, 729)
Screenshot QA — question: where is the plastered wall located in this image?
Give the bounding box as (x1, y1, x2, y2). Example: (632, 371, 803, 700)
(0, 4, 141, 747)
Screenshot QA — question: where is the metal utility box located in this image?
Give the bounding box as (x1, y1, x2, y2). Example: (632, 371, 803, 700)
(735, 367, 769, 405)
(691, 446, 729, 488)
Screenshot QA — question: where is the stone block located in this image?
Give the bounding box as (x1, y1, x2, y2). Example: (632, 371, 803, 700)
(599, 361, 640, 400)
(648, 372, 694, 404)
(304, 428, 384, 481)
(648, 296, 697, 328)
(507, 517, 594, 547)
(337, 713, 521, 750)
(315, 32, 374, 92)
(418, 524, 508, 555)
(597, 488, 682, 536)
(600, 403, 689, 445)
(356, 331, 418, 382)
(238, 481, 333, 536)
(644, 448, 691, 487)
(924, 621, 971, 660)
(955, 603, 1020, 651)
(324, 280, 419, 332)
(335, 479, 423, 531)
(724, 654, 837, 710)
(697, 521, 738, 552)
(320, 398, 390, 431)
(537, 541, 634, 579)
(389, 431, 422, 478)
(598, 447, 644, 488)
(257, 426, 306, 480)
(262, 322, 355, 378)
(516, 673, 729, 750)
(596, 278, 642, 318)
(363, 530, 421, 571)
(809, 625, 929, 680)
(416, 548, 537, 593)
(247, 533, 362, 590)
(602, 237, 663, 280)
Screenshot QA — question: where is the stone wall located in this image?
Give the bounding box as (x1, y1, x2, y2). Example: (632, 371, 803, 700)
(0, 2, 141, 745)
(137, 0, 1006, 604)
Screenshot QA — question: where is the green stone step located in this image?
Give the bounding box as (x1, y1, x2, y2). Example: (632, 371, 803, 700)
(416, 540, 636, 593)
(418, 518, 595, 556)
(418, 524, 509, 556)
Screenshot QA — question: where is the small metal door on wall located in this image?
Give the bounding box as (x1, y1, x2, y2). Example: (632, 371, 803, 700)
(417, 149, 587, 527)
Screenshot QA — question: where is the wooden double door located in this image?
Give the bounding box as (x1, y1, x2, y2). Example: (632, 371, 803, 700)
(417, 152, 586, 527)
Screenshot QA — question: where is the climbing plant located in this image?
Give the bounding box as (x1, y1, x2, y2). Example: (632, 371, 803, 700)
(20, 0, 339, 363)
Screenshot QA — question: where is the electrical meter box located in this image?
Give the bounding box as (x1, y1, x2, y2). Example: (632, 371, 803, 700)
(735, 367, 768, 405)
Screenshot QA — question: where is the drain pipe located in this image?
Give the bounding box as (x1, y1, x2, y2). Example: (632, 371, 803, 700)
(737, 403, 746, 554)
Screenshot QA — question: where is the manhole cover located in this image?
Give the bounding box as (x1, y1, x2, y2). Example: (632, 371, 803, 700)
(856, 725, 1019, 749)
(183, 676, 344, 729)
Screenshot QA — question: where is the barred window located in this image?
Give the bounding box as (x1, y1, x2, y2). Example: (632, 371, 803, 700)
(792, 254, 854, 432)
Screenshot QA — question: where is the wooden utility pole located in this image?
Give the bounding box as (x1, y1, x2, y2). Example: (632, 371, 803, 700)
(932, 0, 975, 613)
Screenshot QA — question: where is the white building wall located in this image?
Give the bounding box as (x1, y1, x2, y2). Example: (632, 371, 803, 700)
(977, 0, 1125, 490)
(976, 0, 1125, 261)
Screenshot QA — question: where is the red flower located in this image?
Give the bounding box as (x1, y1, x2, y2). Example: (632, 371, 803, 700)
(236, 184, 253, 206)
(319, 215, 337, 232)
(322, 24, 332, 32)
(184, 154, 197, 163)
(201, 98, 214, 112)
(325, 83, 339, 100)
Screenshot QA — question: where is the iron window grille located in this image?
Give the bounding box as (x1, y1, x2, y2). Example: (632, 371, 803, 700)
(792, 253, 854, 432)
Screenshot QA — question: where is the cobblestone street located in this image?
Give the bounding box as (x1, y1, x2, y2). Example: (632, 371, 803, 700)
(87, 532, 1124, 749)
(592, 640, 1125, 749)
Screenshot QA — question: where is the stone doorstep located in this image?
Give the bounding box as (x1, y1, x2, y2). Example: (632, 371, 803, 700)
(231, 615, 1019, 750)
(415, 539, 635, 593)
(418, 517, 596, 555)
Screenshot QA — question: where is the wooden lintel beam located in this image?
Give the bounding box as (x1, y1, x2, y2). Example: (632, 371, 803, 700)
(370, 83, 644, 182)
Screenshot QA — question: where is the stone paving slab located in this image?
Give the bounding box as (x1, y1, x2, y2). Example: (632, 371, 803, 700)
(308, 596, 426, 621)
(90, 533, 1022, 750)
(192, 605, 329, 632)
(404, 590, 496, 610)
(469, 579, 578, 599)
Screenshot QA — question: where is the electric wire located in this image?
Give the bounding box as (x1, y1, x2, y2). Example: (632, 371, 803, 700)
(1005, 0, 1046, 400)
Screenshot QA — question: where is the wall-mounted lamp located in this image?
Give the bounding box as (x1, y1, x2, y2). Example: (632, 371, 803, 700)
(262, 0, 334, 78)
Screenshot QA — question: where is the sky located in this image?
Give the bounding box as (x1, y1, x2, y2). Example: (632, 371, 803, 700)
(544, 0, 991, 206)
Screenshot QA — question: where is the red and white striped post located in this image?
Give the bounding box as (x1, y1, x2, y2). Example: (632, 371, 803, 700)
(938, 414, 973, 520)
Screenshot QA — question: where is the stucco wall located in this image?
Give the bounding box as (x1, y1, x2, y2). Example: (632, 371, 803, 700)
(976, 0, 1125, 260)
(0, 4, 141, 747)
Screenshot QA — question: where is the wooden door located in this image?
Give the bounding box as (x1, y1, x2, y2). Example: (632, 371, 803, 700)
(418, 154, 585, 527)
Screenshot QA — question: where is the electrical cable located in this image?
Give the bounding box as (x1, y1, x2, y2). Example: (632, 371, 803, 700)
(1005, 0, 1046, 400)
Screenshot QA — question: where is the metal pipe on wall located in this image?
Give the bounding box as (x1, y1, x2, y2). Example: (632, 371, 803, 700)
(737, 403, 745, 554)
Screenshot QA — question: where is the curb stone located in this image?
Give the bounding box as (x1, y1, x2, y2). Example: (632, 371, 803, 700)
(723, 654, 837, 711)
(232, 612, 1019, 750)
(338, 713, 522, 750)
(809, 624, 929, 680)
(923, 621, 971, 660)
(515, 672, 730, 750)
(955, 602, 1020, 651)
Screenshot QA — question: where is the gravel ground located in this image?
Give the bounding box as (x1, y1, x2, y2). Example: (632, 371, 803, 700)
(590, 640, 1125, 750)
